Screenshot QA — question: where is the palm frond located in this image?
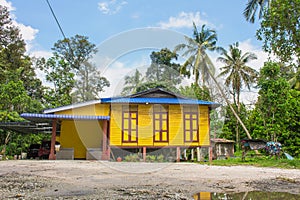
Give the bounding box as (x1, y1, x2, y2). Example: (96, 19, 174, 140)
(244, 0, 259, 23)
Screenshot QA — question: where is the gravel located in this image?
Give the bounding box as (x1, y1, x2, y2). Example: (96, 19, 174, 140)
(0, 160, 299, 199)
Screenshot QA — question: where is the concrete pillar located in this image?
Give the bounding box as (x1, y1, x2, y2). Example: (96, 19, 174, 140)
(183, 149, 187, 160)
(49, 119, 57, 160)
(191, 149, 194, 161)
(176, 147, 180, 162)
(209, 146, 213, 164)
(196, 147, 201, 162)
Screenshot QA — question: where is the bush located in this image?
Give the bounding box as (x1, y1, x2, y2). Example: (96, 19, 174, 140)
(124, 154, 140, 162)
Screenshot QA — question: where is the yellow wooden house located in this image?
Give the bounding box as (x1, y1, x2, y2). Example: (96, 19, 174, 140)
(21, 88, 219, 161)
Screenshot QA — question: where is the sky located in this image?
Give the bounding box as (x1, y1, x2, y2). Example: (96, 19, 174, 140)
(1, 0, 267, 102)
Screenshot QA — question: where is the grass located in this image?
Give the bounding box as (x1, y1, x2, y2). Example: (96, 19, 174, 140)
(201, 152, 300, 169)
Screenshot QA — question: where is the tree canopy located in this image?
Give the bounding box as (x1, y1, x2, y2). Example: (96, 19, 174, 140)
(256, 0, 300, 66)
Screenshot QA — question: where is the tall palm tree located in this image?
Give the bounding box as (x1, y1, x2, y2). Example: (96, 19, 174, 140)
(121, 69, 144, 95)
(217, 42, 258, 146)
(244, 0, 271, 23)
(174, 23, 219, 86)
(217, 42, 258, 112)
(176, 24, 255, 141)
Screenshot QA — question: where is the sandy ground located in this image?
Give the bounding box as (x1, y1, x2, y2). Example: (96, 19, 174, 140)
(0, 160, 299, 199)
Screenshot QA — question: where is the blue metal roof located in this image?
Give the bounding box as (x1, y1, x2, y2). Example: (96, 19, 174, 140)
(20, 113, 110, 120)
(101, 97, 218, 106)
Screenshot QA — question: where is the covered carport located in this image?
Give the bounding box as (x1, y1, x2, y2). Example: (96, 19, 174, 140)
(0, 113, 110, 160)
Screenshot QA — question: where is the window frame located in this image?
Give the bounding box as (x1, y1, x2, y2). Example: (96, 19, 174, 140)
(183, 106, 199, 143)
(153, 105, 169, 143)
(122, 105, 138, 143)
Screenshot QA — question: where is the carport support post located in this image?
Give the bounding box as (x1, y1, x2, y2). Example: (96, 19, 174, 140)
(101, 120, 109, 160)
(143, 147, 146, 162)
(49, 119, 57, 160)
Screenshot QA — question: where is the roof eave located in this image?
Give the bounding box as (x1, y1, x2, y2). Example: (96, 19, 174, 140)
(44, 100, 100, 114)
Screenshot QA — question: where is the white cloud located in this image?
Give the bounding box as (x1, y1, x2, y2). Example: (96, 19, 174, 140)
(158, 11, 215, 29)
(98, 0, 127, 15)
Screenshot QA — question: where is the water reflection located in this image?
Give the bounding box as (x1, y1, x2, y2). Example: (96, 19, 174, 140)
(193, 191, 299, 200)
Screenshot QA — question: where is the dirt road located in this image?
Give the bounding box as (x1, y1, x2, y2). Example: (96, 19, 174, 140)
(0, 160, 299, 199)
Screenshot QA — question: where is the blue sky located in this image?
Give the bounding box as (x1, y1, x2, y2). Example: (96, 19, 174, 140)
(1, 0, 265, 101)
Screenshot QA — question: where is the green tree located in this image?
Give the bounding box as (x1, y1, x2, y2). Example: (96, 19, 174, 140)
(0, 5, 43, 101)
(50, 35, 110, 102)
(52, 35, 97, 70)
(243, 0, 270, 23)
(249, 62, 300, 156)
(72, 61, 110, 102)
(220, 103, 249, 142)
(217, 42, 258, 145)
(0, 5, 26, 82)
(288, 67, 300, 90)
(256, 0, 300, 65)
(0, 5, 44, 157)
(121, 69, 144, 95)
(146, 48, 182, 86)
(179, 83, 211, 101)
(174, 23, 219, 86)
(37, 55, 75, 107)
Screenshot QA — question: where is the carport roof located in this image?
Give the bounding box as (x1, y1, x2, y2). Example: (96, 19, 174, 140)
(0, 121, 54, 134)
(0, 113, 110, 134)
(20, 113, 110, 121)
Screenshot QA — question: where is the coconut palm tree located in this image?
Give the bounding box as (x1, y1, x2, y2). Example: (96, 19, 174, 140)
(174, 23, 219, 86)
(244, 0, 271, 23)
(121, 69, 144, 95)
(175, 24, 254, 141)
(217, 42, 258, 111)
(217, 42, 258, 145)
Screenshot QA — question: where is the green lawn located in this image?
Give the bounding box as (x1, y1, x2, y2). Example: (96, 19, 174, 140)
(201, 152, 300, 169)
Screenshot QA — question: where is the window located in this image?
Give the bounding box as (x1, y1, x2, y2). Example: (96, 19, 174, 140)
(183, 106, 199, 142)
(153, 105, 169, 142)
(122, 105, 138, 143)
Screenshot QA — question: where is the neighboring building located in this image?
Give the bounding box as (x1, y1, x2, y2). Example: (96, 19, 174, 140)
(21, 88, 219, 161)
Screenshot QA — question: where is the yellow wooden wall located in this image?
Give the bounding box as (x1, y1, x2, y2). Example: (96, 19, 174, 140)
(199, 106, 210, 146)
(168, 105, 183, 146)
(56, 103, 109, 158)
(109, 104, 211, 147)
(109, 104, 122, 146)
(55, 102, 210, 158)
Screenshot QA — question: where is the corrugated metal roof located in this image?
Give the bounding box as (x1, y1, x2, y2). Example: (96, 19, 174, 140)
(101, 97, 218, 106)
(21, 113, 110, 120)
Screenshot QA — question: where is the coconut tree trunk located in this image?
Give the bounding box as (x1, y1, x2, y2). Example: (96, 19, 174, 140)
(207, 70, 253, 140)
(236, 91, 241, 150)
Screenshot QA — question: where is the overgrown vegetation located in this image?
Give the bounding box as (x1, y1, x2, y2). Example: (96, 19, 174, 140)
(124, 153, 165, 162)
